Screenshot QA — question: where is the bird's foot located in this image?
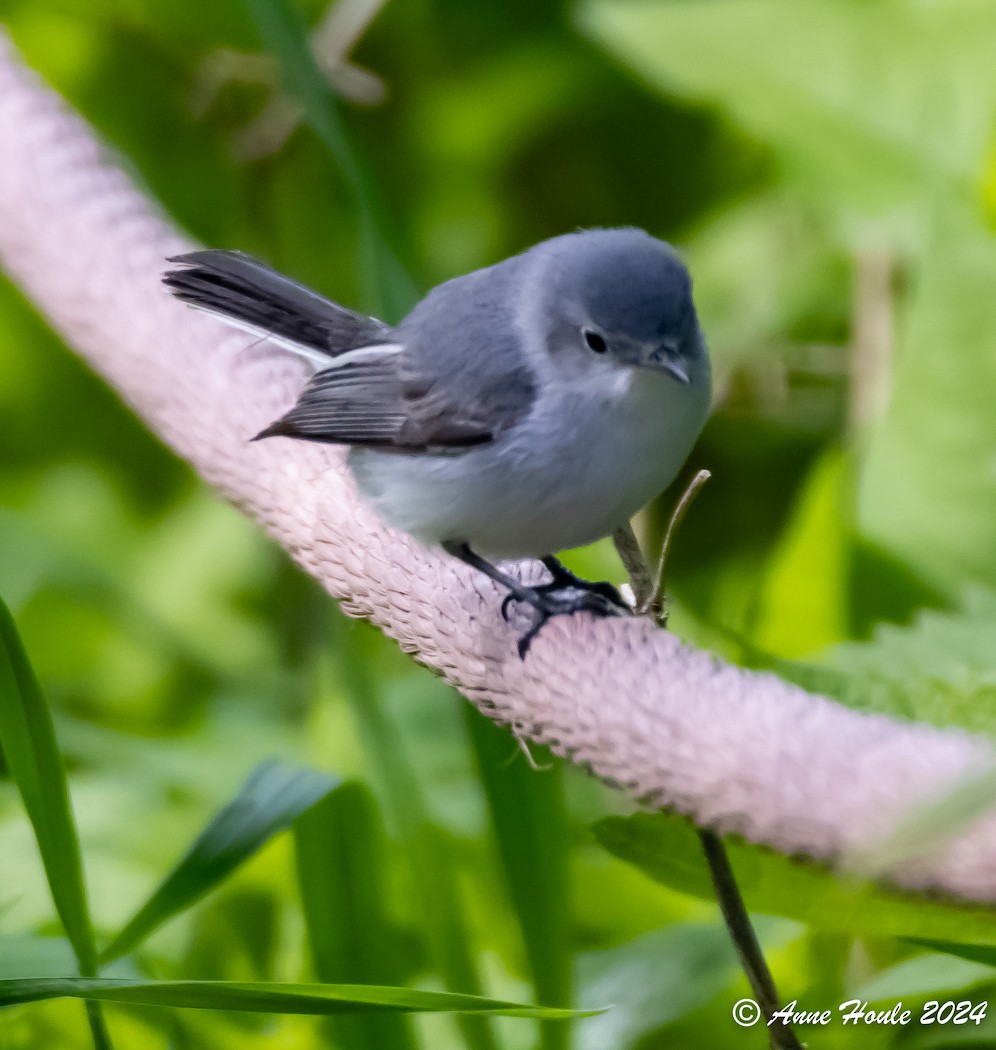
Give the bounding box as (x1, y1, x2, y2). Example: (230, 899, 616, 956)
(540, 556, 631, 610)
(501, 560, 630, 623)
(503, 586, 629, 659)
(533, 576, 629, 610)
(440, 541, 630, 660)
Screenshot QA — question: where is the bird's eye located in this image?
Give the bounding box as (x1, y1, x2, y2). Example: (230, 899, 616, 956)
(583, 328, 608, 354)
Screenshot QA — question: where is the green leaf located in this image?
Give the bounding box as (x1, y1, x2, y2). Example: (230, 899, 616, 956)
(576, 924, 742, 1049)
(750, 449, 851, 659)
(0, 595, 99, 976)
(909, 939, 996, 971)
(0, 977, 592, 1019)
(328, 609, 500, 1050)
(0, 595, 113, 1048)
(684, 196, 850, 372)
(295, 781, 416, 1050)
(799, 589, 996, 736)
(465, 707, 573, 1050)
(595, 812, 996, 944)
(857, 228, 996, 595)
(855, 953, 995, 1004)
(580, 0, 996, 218)
(101, 760, 339, 964)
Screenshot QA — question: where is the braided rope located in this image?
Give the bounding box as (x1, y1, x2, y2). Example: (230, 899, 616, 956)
(1, 29, 994, 902)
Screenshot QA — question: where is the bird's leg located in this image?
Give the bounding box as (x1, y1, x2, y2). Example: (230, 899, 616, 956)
(538, 555, 629, 610)
(443, 541, 542, 612)
(442, 542, 626, 658)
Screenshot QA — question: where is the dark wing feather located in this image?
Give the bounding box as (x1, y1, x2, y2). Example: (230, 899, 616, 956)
(178, 249, 539, 453)
(163, 249, 392, 358)
(396, 371, 527, 448)
(393, 258, 539, 449)
(254, 352, 507, 450)
(255, 356, 408, 446)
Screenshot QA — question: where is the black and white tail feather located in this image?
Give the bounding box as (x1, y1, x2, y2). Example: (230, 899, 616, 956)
(165, 250, 526, 451)
(163, 251, 512, 453)
(164, 250, 393, 366)
(164, 250, 410, 445)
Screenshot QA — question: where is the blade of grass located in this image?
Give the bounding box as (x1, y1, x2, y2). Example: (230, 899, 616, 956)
(328, 608, 501, 1050)
(242, 0, 364, 198)
(464, 708, 573, 1050)
(0, 596, 98, 972)
(241, 0, 417, 321)
(101, 760, 339, 964)
(0, 594, 112, 1049)
(295, 781, 416, 1050)
(0, 977, 592, 1018)
(908, 939, 996, 968)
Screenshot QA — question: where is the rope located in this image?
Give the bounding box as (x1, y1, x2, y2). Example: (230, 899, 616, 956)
(1, 29, 994, 902)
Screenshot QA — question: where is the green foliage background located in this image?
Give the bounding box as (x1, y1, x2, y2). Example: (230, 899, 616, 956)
(1, 0, 996, 1047)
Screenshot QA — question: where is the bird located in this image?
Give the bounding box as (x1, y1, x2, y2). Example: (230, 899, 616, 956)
(163, 228, 711, 656)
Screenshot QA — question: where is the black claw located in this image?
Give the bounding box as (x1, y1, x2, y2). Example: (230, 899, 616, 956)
(517, 629, 539, 660)
(586, 580, 629, 609)
(440, 542, 631, 661)
(514, 587, 628, 660)
(537, 557, 629, 611)
(532, 578, 628, 610)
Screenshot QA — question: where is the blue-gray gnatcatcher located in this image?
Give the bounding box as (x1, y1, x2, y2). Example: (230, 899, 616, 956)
(164, 228, 711, 656)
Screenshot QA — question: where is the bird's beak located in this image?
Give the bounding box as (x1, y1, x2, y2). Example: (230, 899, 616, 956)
(660, 359, 690, 384)
(645, 340, 691, 384)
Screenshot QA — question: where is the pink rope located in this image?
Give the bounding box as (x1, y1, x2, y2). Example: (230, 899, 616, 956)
(2, 29, 994, 902)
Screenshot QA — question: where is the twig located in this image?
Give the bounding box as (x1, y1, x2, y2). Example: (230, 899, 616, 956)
(611, 523, 654, 609)
(192, 0, 388, 161)
(848, 249, 894, 440)
(612, 482, 801, 1050)
(700, 830, 803, 1050)
(645, 468, 711, 623)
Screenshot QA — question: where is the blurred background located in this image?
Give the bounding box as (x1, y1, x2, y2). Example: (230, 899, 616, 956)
(1, 0, 996, 1047)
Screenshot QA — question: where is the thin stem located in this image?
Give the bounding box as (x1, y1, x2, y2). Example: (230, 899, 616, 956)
(84, 1000, 113, 1050)
(699, 830, 802, 1050)
(646, 469, 711, 623)
(612, 494, 801, 1050)
(611, 523, 654, 609)
(848, 249, 894, 440)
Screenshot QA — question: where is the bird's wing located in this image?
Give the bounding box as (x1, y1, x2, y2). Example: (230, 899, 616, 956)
(163, 250, 393, 367)
(168, 249, 539, 452)
(255, 351, 408, 446)
(395, 354, 537, 449)
(256, 343, 529, 451)
(391, 257, 540, 450)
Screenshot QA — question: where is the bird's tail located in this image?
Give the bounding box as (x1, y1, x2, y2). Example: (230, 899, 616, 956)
(163, 249, 393, 365)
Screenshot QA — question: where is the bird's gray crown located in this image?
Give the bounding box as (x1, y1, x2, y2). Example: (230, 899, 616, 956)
(541, 227, 694, 343)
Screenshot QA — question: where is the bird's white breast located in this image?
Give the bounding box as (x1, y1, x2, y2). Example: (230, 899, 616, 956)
(348, 366, 709, 559)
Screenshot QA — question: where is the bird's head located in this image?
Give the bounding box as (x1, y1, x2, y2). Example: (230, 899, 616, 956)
(537, 227, 710, 393)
